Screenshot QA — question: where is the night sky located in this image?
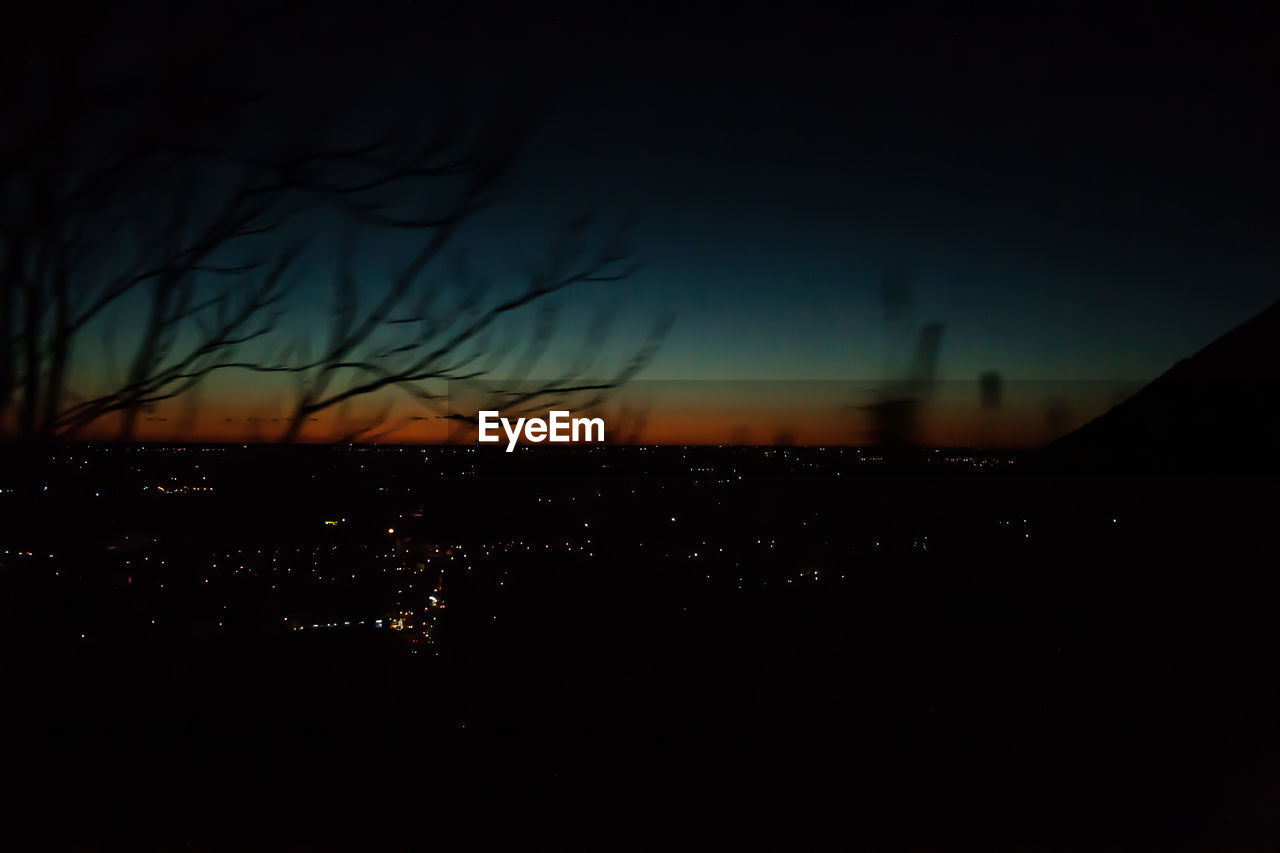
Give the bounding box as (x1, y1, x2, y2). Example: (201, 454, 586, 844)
(493, 5, 1279, 383)
(17, 3, 1280, 444)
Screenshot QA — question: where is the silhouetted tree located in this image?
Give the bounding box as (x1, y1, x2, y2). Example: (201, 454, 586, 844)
(857, 268, 944, 453)
(279, 218, 672, 442)
(1, 6, 668, 443)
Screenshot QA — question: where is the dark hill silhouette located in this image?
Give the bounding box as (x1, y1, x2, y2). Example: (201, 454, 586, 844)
(1044, 298, 1280, 473)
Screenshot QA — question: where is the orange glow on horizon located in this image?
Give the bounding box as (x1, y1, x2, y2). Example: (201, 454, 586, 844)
(72, 400, 1060, 447)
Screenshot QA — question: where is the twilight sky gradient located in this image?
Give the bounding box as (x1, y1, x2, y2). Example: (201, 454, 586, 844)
(62, 4, 1280, 443)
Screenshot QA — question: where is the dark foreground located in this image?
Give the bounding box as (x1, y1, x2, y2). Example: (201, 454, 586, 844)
(2, 445, 1278, 849)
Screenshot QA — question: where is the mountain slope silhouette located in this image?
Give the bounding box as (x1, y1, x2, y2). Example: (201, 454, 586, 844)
(1045, 298, 1280, 473)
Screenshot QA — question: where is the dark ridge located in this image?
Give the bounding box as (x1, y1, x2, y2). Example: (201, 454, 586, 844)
(1043, 298, 1280, 473)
